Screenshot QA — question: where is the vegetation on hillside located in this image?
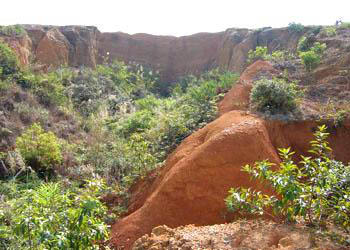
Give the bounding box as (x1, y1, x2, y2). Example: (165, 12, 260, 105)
(1, 21, 350, 248)
(0, 40, 238, 248)
(0, 25, 26, 37)
(250, 77, 302, 115)
(226, 125, 350, 245)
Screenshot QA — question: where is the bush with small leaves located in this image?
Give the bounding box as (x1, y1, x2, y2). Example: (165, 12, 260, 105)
(321, 26, 337, 37)
(288, 22, 304, 33)
(297, 36, 315, 52)
(310, 25, 322, 35)
(250, 78, 301, 115)
(339, 22, 350, 29)
(225, 125, 350, 230)
(0, 25, 26, 37)
(311, 42, 327, 55)
(247, 46, 268, 64)
(299, 50, 321, 72)
(299, 41, 326, 72)
(0, 42, 19, 80)
(0, 179, 110, 249)
(16, 123, 62, 173)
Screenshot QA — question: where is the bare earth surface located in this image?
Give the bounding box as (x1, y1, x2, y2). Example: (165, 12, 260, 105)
(132, 220, 347, 250)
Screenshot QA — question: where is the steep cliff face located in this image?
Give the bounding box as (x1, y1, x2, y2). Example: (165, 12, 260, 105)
(0, 25, 305, 81)
(97, 31, 225, 82)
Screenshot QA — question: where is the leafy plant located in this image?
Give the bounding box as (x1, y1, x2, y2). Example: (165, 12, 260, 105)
(250, 78, 301, 115)
(0, 179, 110, 249)
(288, 22, 304, 33)
(321, 26, 337, 37)
(16, 123, 62, 173)
(0, 41, 19, 80)
(297, 36, 314, 52)
(299, 41, 326, 72)
(226, 125, 350, 230)
(339, 22, 350, 29)
(299, 50, 321, 72)
(0, 25, 26, 37)
(247, 46, 268, 64)
(310, 25, 322, 35)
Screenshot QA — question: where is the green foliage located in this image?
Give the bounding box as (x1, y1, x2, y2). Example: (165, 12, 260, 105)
(127, 134, 157, 177)
(247, 47, 295, 65)
(298, 38, 327, 72)
(339, 22, 350, 29)
(321, 26, 337, 37)
(14, 102, 50, 125)
(63, 61, 156, 116)
(0, 178, 109, 249)
(297, 36, 314, 52)
(310, 25, 322, 35)
(311, 42, 327, 55)
(226, 125, 350, 230)
(0, 80, 11, 91)
(250, 78, 301, 115)
(0, 41, 19, 80)
(0, 25, 26, 37)
(96, 69, 238, 186)
(299, 50, 321, 72)
(288, 22, 304, 33)
(247, 46, 268, 64)
(16, 123, 62, 172)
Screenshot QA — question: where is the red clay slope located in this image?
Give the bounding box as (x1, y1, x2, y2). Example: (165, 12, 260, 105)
(110, 61, 350, 249)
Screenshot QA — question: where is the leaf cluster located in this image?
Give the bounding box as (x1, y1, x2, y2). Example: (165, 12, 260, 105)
(250, 77, 301, 115)
(226, 125, 350, 230)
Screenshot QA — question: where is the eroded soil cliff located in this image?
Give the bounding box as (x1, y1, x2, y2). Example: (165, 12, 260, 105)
(1, 25, 304, 82)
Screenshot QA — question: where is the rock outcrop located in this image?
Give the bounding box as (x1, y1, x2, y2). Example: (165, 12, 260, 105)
(0, 25, 305, 82)
(35, 28, 70, 67)
(0, 34, 32, 66)
(132, 221, 343, 250)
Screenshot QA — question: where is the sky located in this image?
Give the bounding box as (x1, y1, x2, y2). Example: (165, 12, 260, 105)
(1, 0, 350, 36)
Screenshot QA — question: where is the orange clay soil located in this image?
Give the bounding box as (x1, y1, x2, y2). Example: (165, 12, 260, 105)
(110, 61, 350, 250)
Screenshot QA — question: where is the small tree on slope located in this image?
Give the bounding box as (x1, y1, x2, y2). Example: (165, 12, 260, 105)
(225, 125, 350, 230)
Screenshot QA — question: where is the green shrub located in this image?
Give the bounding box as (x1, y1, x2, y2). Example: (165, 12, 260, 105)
(321, 26, 337, 37)
(299, 50, 321, 72)
(0, 41, 19, 80)
(297, 36, 314, 52)
(0, 25, 26, 37)
(247, 47, 295, 64)
(115, 110, 154, 137)
(298, 40, 326, 72)
(310, 25, 322, 35)
(265, 50, 296, 63)
(16, 123, 62, 172)
(339, 22, 350, 29)
(247, 46, 268, 64)
(14, 102, 49, 125)
(288, 22, 304, 33)
(250, 78, 301, 115)
(225, 125, 350, 230)
(33, 72, 69, 107)
(127, 133, 157, 176)
(311, 42, 327, 55)
(0, 80, 11, 91)
(0, 179, 109, 249)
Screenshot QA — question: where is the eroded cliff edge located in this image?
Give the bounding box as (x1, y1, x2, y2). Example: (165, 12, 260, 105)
(0, 25, 303, 82)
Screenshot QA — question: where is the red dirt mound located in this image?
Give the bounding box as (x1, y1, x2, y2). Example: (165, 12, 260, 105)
(110, 61, 350, 249)
(110, 111, 350, 249)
